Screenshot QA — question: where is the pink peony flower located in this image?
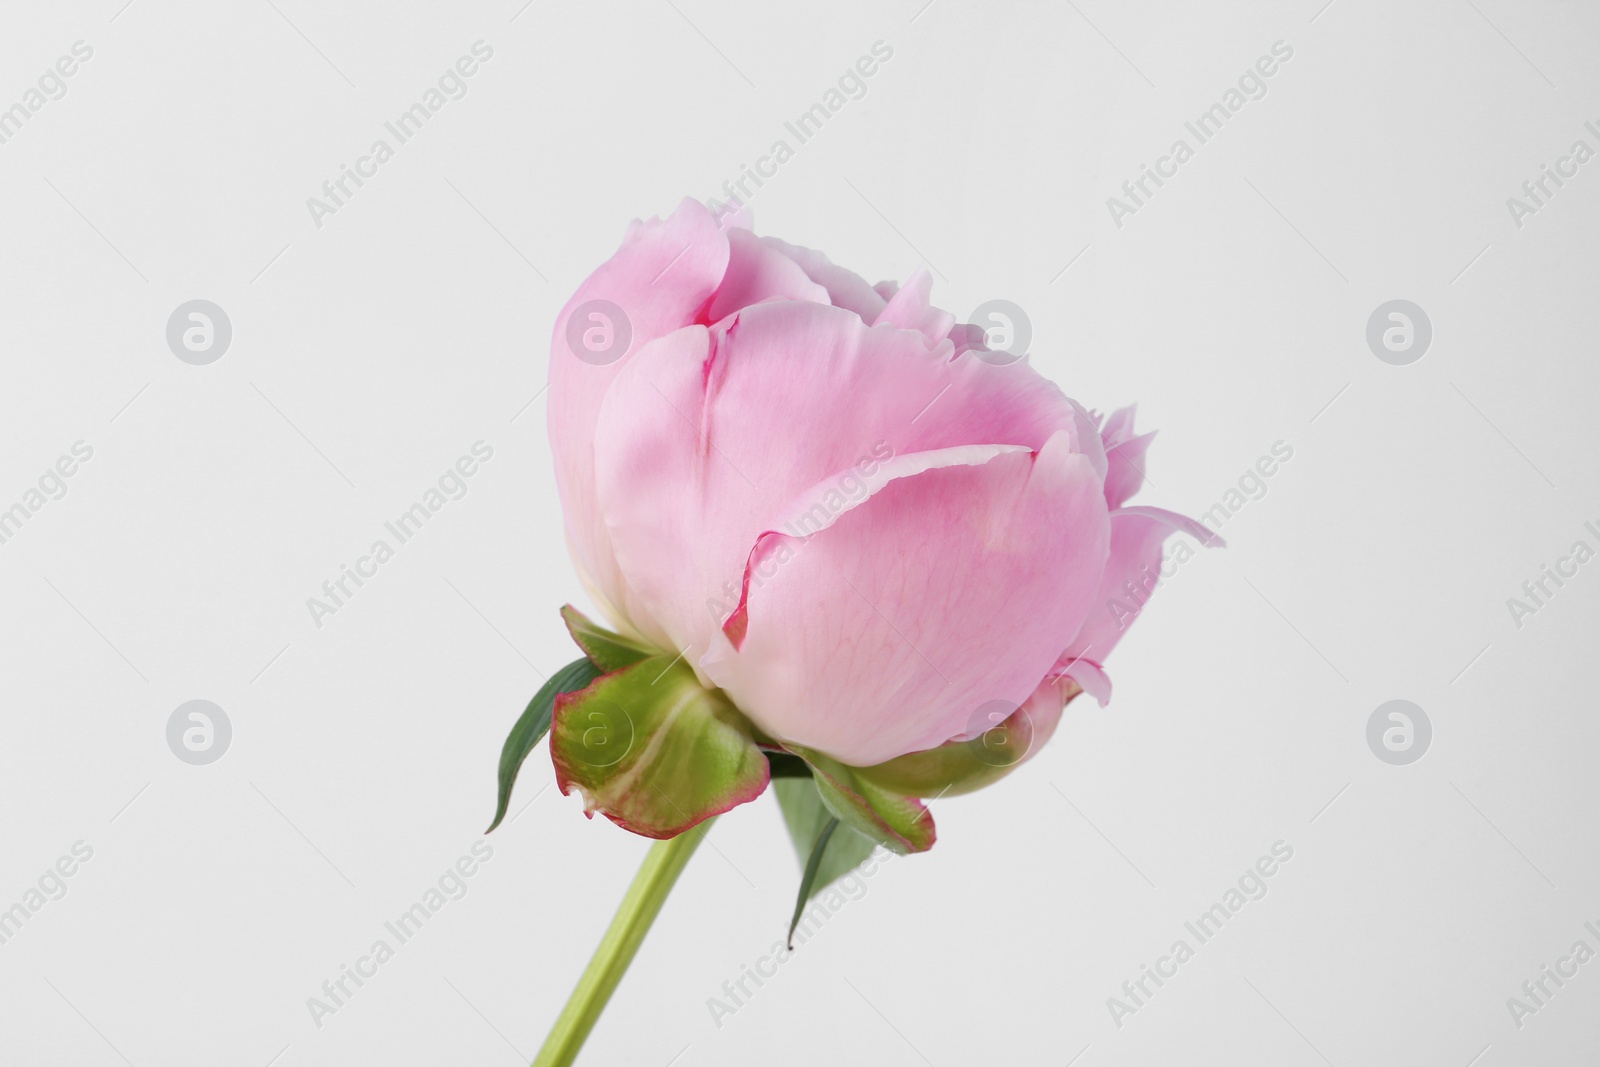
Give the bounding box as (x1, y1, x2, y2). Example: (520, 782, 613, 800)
(545, 198, 1218, 777)
(499, 196, 1232, 1067)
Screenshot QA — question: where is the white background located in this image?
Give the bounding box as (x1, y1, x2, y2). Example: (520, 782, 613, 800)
(2, 0, 1597, 1064)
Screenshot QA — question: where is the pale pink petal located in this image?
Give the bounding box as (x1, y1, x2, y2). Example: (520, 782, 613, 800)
(700, 432, 1110, 766)
(547, 198, 729, 644)
(707, 228, 829, 322)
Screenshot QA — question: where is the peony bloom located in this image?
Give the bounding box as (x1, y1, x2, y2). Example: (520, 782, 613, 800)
(534, 198, 1218, 845)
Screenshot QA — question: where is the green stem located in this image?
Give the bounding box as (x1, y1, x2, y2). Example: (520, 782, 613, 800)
(532, 820, 711, 1067)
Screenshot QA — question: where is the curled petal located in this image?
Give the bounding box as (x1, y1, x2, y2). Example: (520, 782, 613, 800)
(1057, 505, 1224, 705)
(700, 432, 1109, 766)
(1059, 659, 1113, 707)
(721, 443, 1033, 649)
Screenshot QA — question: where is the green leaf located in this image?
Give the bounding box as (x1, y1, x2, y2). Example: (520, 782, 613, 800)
(774, 776, 876, 930)
(550, 654, 769, 838)
(487, 656, 603, 833)
(787, 746, 936, 855)
(561, 604, 655, 672)
(787, 817, 838, 949)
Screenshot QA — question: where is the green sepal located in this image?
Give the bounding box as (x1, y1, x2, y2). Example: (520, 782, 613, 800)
(487, 656, 602, 833)
(851, 698, 1051, 799)
(560, 604, 654, 672)
(775, 776, 877, 934)
(786, 745, 936, 855)
(551, 654, 769, 839)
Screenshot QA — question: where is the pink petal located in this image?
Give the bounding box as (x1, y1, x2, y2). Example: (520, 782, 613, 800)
(1056, 505, 1224, 703)
(1098, 404, 1156, 509)
(1101, 405, 1138, 443)
(721, 443, 1034, 648)
(707, 228, 829, 322)
(700, 432, 1110, 766)
(589, 300, 1106, 665)
(1103, 432, 1156, 509)
(710, 200, 755, 232)
(948, 320, 990, 358)
(547, 198, 729, 644)
(587, 323, 726, 664)
(1015, 673, 1084, 757)
(760, 236, 888, 323)
(1059, 659, 1113, 707)
(872, 268, 956, 348)
(1062, 397, 1110, 483)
